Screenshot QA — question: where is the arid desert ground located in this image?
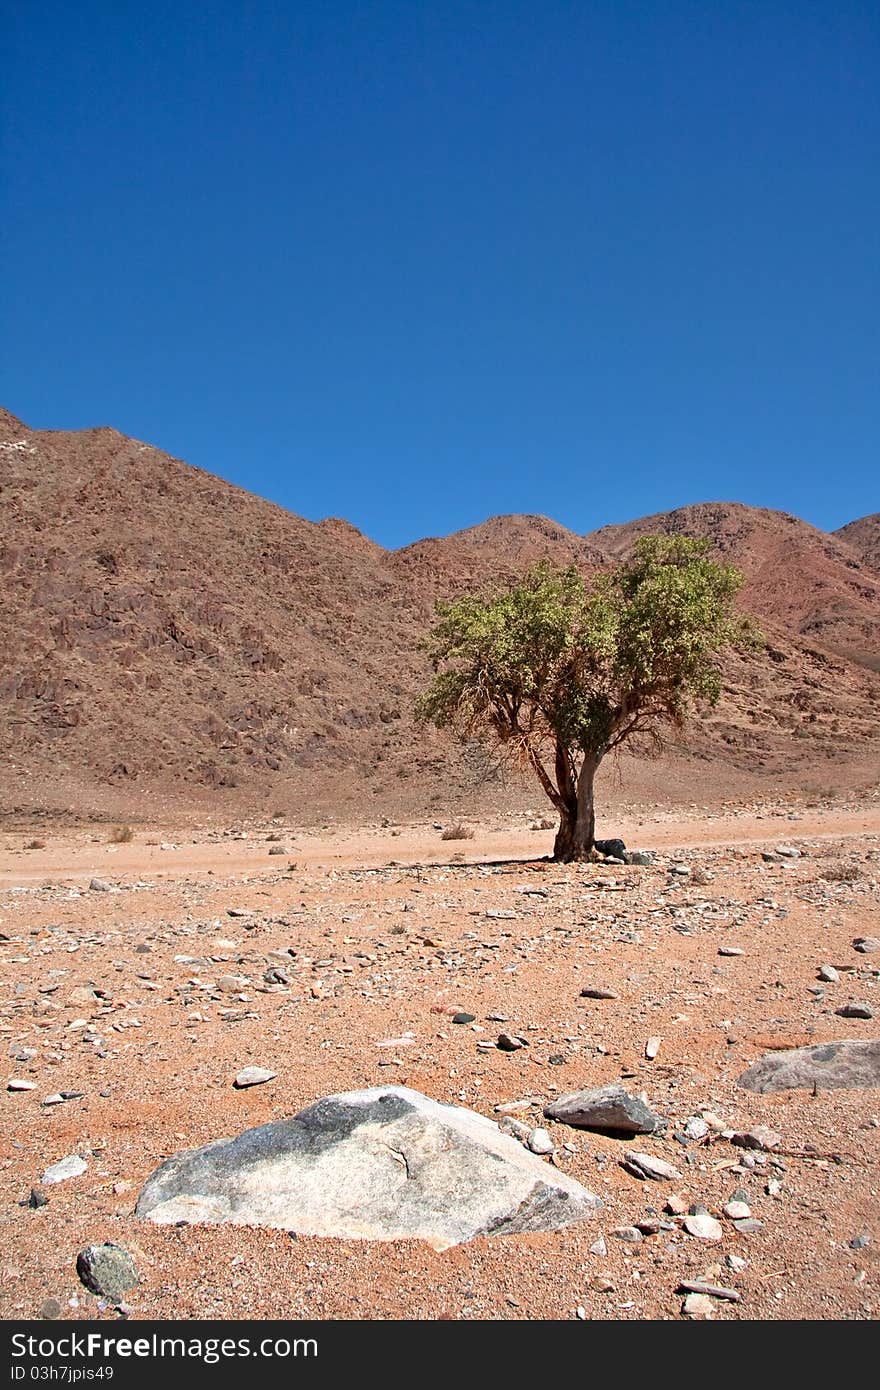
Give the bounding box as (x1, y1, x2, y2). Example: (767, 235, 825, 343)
(2, 792, 878, 1321)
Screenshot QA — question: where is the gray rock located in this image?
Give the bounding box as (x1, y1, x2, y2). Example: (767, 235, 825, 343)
(730, 1126, 781, 1150)
(136, 1086, 602, 1250)
(624, 851, 654, 867)
(622, 1150, 681, 1181)
(818, 965, 839, 982)
(732, 1217, 763, 1233)
(233, 1066, 276, 1088)
(544, 1084, 661, 1135)
(76, 1244, 138, 1302)
(579, 987, 619, 1000)
(738, 1039, 880, 1092)
(88, 878, 111, 893)
(42, 1155, 87, 1184)
(853, 938, 880, 954)
(595, 839, 626, 859)
(835, 1003, 875, 1020)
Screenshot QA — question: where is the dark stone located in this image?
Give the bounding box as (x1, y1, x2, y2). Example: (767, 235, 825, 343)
(452, 1013, 476, 1024)
(28, 1187, 48, 1208)
(595, 839, 626, 859)
(544, 1083, 661, 1135)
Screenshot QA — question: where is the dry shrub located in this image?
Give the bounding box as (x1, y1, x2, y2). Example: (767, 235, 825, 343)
(821, 861, 862, 882)
(109, 825, 133, 844)
(25, 839, 46, 850)
(441, 822, 475, 841)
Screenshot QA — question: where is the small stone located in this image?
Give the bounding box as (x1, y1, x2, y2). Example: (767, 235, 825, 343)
(545, 1084, 661, 1135)
(89, 879, 111, 892)
(731, 1127, 781, 1151)
(682, 1292, 715, 1317)
(684, 1212, 723, 1241)
(590, 1235, 607, 1256)
(625, 851, 653, 867)
(849, 1233, 870, 1250)
(610, 1225, 643, 1244)
(818, 965, 840, 983)
(679, 1280, 741, 1302)
(623, 1151, 681, 1181)
(527, 1127, 554, 1155)
(579, 987, 619, 1000)
(645, 1036, 661, 1060)
(665, 1194, 688, 1215)
(726, 1253, 748, 1272)
(497, 1033, 526, 1051)
(7, 1079, 37, 1092)
(723, 1200, 751, 1220)
(76, 1243, 138, 1301)
(233, 1067, 276, 1089)
(684, 1116, 709, 1141)
(591, 1275, 615, 1292)
(40, 1298, 62, 1320)
(836, 1003, 874, 1020)
(42, 1155, 87, 1184)
(732, 1218, 763, 1233)
(452, 1013, 476, 1025)
(853, 938, 880, 954)
(497, 1117, 531, 1143)
(28, 1187, 48, 1208)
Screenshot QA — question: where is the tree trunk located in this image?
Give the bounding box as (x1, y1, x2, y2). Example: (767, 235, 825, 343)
(553, 755, 600, 862)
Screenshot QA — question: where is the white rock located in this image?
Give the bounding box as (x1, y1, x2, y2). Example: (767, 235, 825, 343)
(233, 1067, 276, 1089)
(527, 1127, 554, 1155)
(43, 1155, 87, 1184)
(684, 1212, 723, 1241)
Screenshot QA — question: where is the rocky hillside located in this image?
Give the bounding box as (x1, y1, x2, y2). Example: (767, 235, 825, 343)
(1, 409, 878, 821)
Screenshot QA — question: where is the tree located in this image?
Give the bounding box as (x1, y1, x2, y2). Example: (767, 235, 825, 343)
(416, 535, 758, 861)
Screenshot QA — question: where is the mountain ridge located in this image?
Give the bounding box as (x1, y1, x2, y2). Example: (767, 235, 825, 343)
(2, 408, 878, 821)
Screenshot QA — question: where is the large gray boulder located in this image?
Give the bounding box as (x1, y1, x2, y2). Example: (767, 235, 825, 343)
(136, 1086, 602, 1250)
(737, 1039, 880, 1093)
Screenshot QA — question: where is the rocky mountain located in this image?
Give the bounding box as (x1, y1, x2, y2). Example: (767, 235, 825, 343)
(835, 514, 880, 576)
(2, 409, 878, 822)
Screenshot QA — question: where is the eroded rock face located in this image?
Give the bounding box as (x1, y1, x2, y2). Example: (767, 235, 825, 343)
(136, 1086, 602, 1250)
(737, 1040, 880, 1093)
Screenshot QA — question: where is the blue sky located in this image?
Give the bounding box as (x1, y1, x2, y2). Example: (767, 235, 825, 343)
(3, 1, 877, 547)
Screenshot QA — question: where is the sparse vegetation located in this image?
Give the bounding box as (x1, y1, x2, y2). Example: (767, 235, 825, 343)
(109, 824, 134, 843)
(24, 839, 46, 850)
(821, 861, 863, 882)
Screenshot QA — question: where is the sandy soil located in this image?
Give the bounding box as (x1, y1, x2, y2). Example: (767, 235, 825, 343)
(1, 799, 878, 1322)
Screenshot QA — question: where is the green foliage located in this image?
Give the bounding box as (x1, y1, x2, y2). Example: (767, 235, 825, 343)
(416, 536, 759, 775)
